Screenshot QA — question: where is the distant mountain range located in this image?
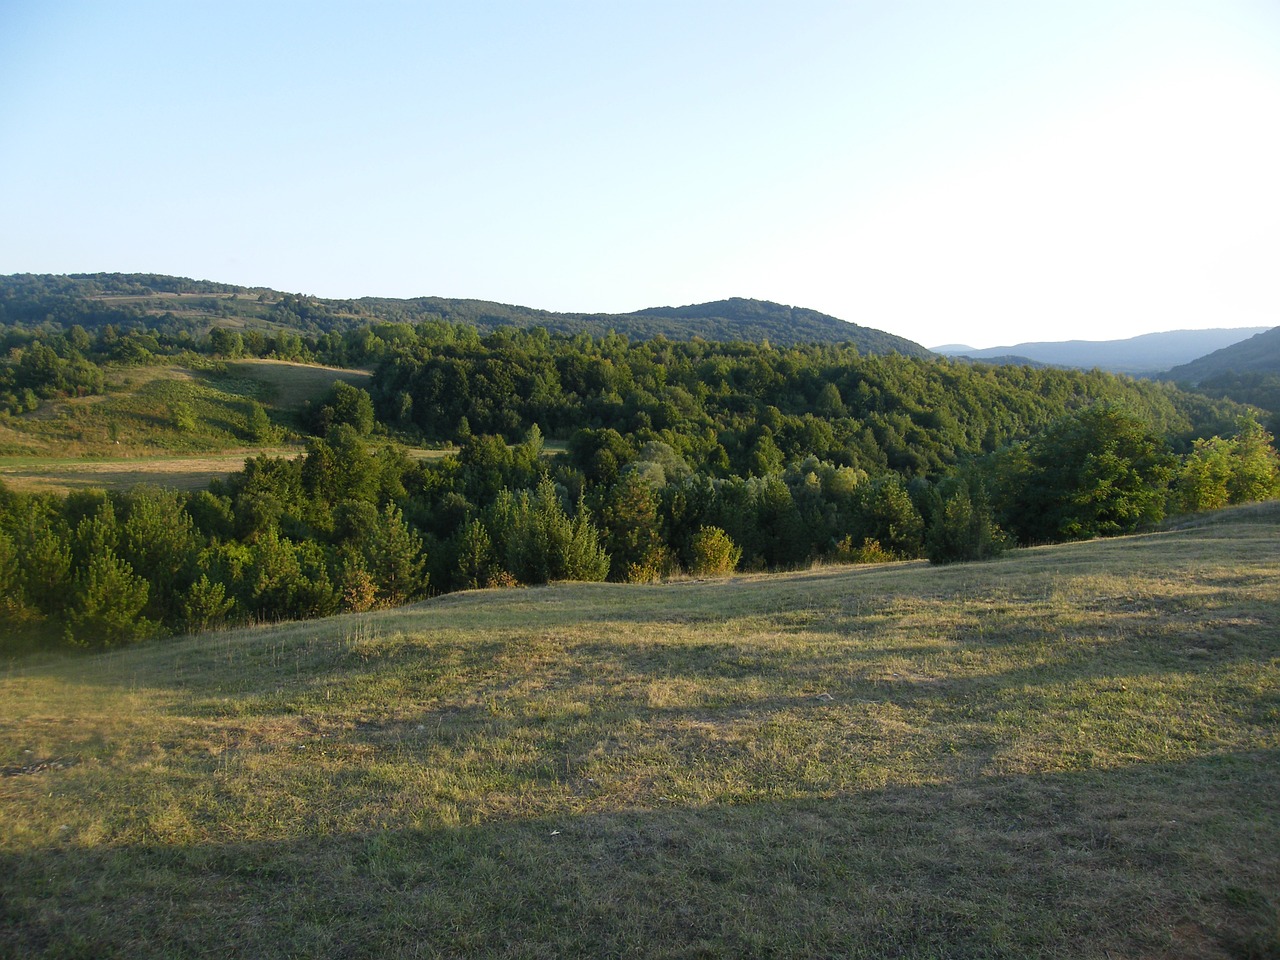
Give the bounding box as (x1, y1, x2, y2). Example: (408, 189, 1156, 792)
(933, 328, 1272, 375)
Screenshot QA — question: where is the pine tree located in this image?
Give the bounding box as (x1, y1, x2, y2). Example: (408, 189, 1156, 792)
(65, 550, 152, 647)
(455, 518, 495, 590)
(365, 503, 427, 605)
(181, 574, 235, 632)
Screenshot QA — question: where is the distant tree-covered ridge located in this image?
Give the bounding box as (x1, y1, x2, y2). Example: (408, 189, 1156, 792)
(1165, 326, 1280, 383)
(0, 273, 929, 352)
(1162, 327, 1280, 431)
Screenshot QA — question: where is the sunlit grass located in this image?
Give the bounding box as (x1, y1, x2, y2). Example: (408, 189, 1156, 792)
(2, 503, 1277, 957)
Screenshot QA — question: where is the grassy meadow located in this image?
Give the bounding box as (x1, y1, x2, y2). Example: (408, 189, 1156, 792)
(1, 503, 1277, 958)
(220, 359, 371, 415)
(0, 359, 375, 492)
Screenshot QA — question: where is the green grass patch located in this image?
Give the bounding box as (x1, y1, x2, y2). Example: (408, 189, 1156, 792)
(220, 359, 372, 414)
(0, 359, 377, 489)
(2, 504, 1278, 957)
(0, 365, 277, 457)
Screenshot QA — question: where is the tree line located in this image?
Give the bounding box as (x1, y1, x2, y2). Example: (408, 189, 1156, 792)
(1, 405, 1276, 652)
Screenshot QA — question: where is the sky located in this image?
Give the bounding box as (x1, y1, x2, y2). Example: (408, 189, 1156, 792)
(2, 1, 1278, 349)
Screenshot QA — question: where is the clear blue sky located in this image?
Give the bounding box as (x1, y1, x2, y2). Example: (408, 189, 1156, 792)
(2, 1, 1278, 348)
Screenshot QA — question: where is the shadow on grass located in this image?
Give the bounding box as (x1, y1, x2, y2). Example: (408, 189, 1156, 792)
(2, 751, 1276, 959)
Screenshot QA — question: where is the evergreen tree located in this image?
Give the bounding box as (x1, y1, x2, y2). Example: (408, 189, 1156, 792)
(181, 574, 235, 632)
(65, 549, 152, 647)
(0, 529, 23, 617)
(561, 494, 611, 582)
(850, 474, 925, 559)
(365, 503, 427, 605)
(923, 479, 1007, 564)
(455, 518, 495, 590)
(245, 400, 277, 443)
(18, 516, 72, 617)
(598, 472, 667, 582)
(120, 487, 200, 621)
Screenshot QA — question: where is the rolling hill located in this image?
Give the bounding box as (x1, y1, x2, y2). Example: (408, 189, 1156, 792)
(0, 274, 929, 354)
(934, 327, 1270, 374)
(1165, 325, 1280, 383)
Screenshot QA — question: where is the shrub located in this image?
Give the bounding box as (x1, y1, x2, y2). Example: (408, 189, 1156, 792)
(689, 526, 741, 576)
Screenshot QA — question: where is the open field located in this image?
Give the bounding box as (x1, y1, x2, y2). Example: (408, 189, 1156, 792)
(0, 450, 302, 493)
(0, 446, 452, 494)
(221, 359, 372, 414)
(1, 504, 1277, 958)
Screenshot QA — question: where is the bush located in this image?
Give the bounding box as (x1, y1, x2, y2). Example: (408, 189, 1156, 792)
(832, 537, 898, 565)
(689, 526, 741, 576)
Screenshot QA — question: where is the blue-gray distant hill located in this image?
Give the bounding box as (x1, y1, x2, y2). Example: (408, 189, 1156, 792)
(933, 328, 1269, 375)
(1162, 327, 1280, 425)
(1165, 326, 1280, 383)
(0, 274, 929, 354)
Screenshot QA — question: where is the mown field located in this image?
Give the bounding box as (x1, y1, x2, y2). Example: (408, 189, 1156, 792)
(1, 504, 1277, 958)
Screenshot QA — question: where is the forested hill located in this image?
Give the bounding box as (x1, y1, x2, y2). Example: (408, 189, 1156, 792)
(1165, 326, 1280, 383)
(0, 273, 928, 353)
(1162, 326, 1280, 427)
(624, 299, 930, 356)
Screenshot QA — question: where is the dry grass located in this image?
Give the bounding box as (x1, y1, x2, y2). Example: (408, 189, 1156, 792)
(0, 449, 303, 493)
(1, 503, 1277, 958)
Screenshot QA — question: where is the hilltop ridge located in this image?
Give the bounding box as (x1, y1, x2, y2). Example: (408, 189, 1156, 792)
(0, 273, 929, 354)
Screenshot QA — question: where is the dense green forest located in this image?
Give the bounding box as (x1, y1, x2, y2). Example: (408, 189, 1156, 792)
(2, 306, 1279, 653)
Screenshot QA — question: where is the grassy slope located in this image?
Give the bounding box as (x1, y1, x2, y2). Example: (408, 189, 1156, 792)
(221, 359, 371, 415)
(1, 504, 1278, 958)
(0, 360, 372, 492)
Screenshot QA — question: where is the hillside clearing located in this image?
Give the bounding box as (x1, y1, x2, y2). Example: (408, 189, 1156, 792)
(1, 504, 1277, 958)
(220, 359, 372, 413)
